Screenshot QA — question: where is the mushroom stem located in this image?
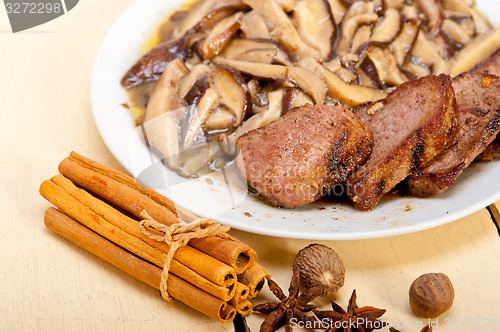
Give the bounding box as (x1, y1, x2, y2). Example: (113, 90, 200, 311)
(183, 88, 218, 149)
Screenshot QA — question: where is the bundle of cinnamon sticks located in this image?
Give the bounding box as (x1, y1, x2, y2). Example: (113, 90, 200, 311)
(40, 152, 270, 323)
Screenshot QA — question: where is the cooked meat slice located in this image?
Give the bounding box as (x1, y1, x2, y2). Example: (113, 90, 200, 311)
(475, 135, 500, 162)
(346, 74, 457, 210)
(473, 51, 500, 163)
(408, 70, 500, 197)
(236, 105, 373, 208)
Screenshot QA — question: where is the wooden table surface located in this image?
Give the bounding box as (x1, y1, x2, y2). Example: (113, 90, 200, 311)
(1, 1, 499, 331)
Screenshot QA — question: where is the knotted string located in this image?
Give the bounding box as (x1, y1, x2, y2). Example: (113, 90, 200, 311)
(139, 210, 231, 301)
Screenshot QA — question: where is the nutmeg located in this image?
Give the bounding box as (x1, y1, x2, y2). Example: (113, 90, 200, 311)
(409, 273, 454, 318)
(293, 243, 345, 296)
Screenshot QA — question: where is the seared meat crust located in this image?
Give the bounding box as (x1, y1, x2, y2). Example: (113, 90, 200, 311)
(408, 55, 500, 197)
(236, 105, 373, 208)
(346, 74, 457, 210)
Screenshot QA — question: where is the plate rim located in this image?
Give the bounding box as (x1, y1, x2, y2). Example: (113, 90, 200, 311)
(90, 0, 500, 240)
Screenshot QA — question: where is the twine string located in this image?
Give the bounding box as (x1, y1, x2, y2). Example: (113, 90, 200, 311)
(139, 210, 230, 301)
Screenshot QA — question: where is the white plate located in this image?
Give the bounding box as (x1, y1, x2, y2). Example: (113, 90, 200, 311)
(90, 0, 500, 240)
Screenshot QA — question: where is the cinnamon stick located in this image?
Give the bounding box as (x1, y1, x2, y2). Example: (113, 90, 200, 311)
(229, 283, 252, 315)
(40, 177, 236, 301)
(238, 263, 270, 298)
(61, 152, 256, 273)
(234, 298, 252, 316)
(44, 207, 236, 323)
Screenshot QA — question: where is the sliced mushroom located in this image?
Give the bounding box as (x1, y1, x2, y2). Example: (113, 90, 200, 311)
(177, 143, 223, 178)
(336, 1, 379, 61)
(416, 0, 444, 38)
(242, 0, 320, 60)
(353, 8, 403, 60)
(219, 38, 291, 65)
(214, 58, 326, 104)
(429, 33, 454, 60)
(338, 12, 380, 60)
(390, 19, 421, 65)
(293, 0, 336, 61)
(184, 74, 210, 106)
(140, 60, 189, 170)
(461, 0, 475, 6)
(142, 108, 185, 170)
(198, 12, 243, 60)
(459, 18, 477, 39)
(360, 56, 384, 89)
(235, 49, 278, 64)
(385, 0, 405, 9)
(183, 88, 219, 148)
(335, 65, 358, 83)
(402, 60, 432, 79)
(215, 57, 288, 79)
(450, 27, 500, 76)
(351, 25, 372, 55)
(401, 4, 420, 21)
(287, 67, 327, 104)
(121, 38, 188, 89)
(212, 65, 252, 126)
(442, 0, 472, 17)
(370, 8, 402, 44)
(231, 89, 285, 141)
(240, 10, 271, 39)
(144, 59, 190, 122)
(205, 106, 236, 130)
(469, 7, 491, 34)
(368, 47, 409, 86)
(356, 65, 377, 88)
(298, 57, 387, 106)
(326, 0, 347, 24)
(246, 78, 263, 107)
(276, 0, 297, 12)
(166, 0, 249, 40)
(442, 0, 490, 34)
(282, 88, 314, 114)
(411, 32, 449, 75)
(442, 19, 471, 46)
(179, 63, 211, 99)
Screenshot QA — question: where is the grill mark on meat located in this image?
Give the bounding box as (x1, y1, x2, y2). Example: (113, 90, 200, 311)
(236, 104, 373, 208)
(408, 54, 500, 197)
(411, 143, 425, 171)
(476, 135, 500, 161)
(487, 116, 500, 137)
(377, 180, 385, 196)
(346, 74, 457, 210)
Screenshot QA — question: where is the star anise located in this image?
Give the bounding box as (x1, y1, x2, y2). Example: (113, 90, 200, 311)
(253, 265, 327, 332)
(313, 289, 387, 332)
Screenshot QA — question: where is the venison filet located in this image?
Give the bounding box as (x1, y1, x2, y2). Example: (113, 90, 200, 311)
(346, 74, 458, 210)
(236, 105, 373, 208)
(407, 56, 500, 197)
